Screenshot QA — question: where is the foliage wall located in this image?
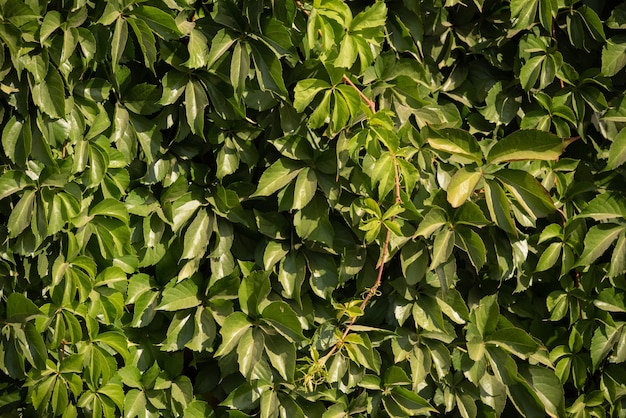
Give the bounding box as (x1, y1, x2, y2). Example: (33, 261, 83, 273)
(1, 0, 626, 416)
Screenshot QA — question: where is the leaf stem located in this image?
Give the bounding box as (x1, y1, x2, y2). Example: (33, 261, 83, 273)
(342, 74, 376, 113)
(319, 148, 402, 366)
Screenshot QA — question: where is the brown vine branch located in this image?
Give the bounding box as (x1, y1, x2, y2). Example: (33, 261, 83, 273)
(319, 157, 402, 366)
(342, 74, 376, 113)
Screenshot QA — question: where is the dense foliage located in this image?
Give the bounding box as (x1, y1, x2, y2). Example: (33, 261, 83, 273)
(1, 0, 626, 416)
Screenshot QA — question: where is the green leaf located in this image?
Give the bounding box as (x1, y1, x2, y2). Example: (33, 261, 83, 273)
(185, 29, 210, 69)
(278, 251, 306, 304)
(308, 252, 338, 300)
(8, 189, 35, 238)
(576, 224, 625, 267)
(607, 128, 626, 170)
(185, 79, 208, 136)
(293, 79, 331, 113)
(250, 43, 288, 96)
(215, 312, 252, 357)
(344, 333, 381, 373)
(124, 389, 147, 418)
(206, 28, 236, 69)
(239, 271, 271, 316)
(294, 194, 334, 246)
(0, 171, 32, 200)
(602, 35, 626, 77)
(455, 226, 486, 271)
(157, 279, 201, 311)
(74, 79, 113, 102)
(577, 192, 626, 221)
(350, 1, 387, 34)
(429, 227, 454, 270)
(262, 301, 305, 342)
(484, 179, 516, 235)
(481, 81, 520, 125)
(510, 0, 547, 30)
(95, 332, 130, 361)
(535, 242, 561, 272)
(387, 387, 436, 416)
(237, 328, 264, 378)
(110, 17, 128, 71)
(488, 328, 538, 359)
(494, 169, 555, 219)
(6, 292, 42, 322)
(186, 306, 216, 352)
(32, 67, 66, 118)
(89, 198, 130, 224)
(181, 209, 213, 260)
(426, 127, 482, 164)
(415, 207, 448, 237)
(292, 167, 317, 210)
(473, 294, 499, 337)
(264, 333, 296, 381)
(590, 325, 621, 370)
(521, 365, 565, 418)
(263, 240, 289, 271)
(447, 168, 482, 208)
(400, 240, 428, 285)
(487, 130, 565, 164)
(252, 158, 303, 197)
(183, 401, 214, 418)
(594, 288, 626, 313)
(308, 90, 331, 129)
(130, 6, 181, 40)
(519, 56, 544, 91)
(2, 116, 26, 166)
(607, 3, 626, 29)
(370, 152, 396, 199)
(128, 17, 157, 72)
(609, 232, 626, 278)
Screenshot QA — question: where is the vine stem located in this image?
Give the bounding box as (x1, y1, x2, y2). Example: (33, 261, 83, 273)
(319, 158, 402, 366)
(295, 0, 400, 367)
(342, 74, 376, 113)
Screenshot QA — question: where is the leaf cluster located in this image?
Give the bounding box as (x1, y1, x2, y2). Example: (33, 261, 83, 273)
(1, 0, 626, 417)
